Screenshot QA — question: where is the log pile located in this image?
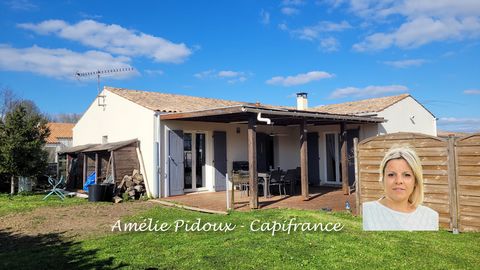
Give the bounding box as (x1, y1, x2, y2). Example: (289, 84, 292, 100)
(113, 169, 146, 203)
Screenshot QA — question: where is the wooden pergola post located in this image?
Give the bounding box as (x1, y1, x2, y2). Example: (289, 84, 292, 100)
(340, 123, 349, 195)
(111, 151, 116, 183)
(83, 154, 87, 185)
(300, 119, 309, 200)
(248, 116, 258, 209)
(95, 153, 99, 184)
(66, 155, 70, 182)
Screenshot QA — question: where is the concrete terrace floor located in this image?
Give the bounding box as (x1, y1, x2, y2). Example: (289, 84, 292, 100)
(161, 186, 357, 213)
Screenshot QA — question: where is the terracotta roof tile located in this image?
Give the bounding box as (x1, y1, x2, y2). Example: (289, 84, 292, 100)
(46, 123, 74, 144)
(311, 94, 410, 115)
(106, 87, 418, 117)
(106, 86, 249, 112)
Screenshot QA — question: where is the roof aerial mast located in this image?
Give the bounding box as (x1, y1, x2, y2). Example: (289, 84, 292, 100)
(75, 67, 134, 107)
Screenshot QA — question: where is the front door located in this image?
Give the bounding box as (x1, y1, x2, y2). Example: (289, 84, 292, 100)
(325, 132, 340, 184)
(183, 132, 207, 191)
(256, 132, 274, 173)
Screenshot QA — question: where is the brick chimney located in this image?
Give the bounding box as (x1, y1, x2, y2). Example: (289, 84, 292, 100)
(296, 92, 308, 110)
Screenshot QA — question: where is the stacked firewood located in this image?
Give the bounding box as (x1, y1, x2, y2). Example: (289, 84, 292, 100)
(113, 169, 146, 203)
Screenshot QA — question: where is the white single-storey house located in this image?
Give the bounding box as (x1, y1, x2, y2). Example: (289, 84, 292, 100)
(73, 86, 436, 206)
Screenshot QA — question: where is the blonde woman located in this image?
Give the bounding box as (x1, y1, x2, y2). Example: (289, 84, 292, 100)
(363, 146, 439, 231)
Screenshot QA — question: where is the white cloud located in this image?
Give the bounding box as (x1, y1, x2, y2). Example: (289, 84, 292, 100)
(383, 59, 427, 68)
(329, 85, 409, 99)
(218, 70, 242, 78)
(282, 0, 305, 6)
(292, 20, 352, 41)
(437, 117, 480, 133)
(464, 89, 480, 95)
(5, 0, 37, 10)
(354, 16, 480, 51)
(281, 7, 300, 16)
(319, 37, 340, 52)
(194, 70, 215, 79)
(195, 70, 248, 83)
(18, 19, 192, 63)
(144, 69, 164, 76)
(0, 44, 133, 80)
(266, 71, 334, 87)
(283, 21, 351, 51)
(343, 1, 480, 51)
(260, 10, 270, 25)
(278, 23, 289, 31)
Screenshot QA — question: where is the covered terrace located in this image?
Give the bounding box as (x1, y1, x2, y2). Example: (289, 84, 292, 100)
(160, 103, 384, 209)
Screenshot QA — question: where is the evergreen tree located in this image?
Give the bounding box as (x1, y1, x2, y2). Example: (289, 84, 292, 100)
(0, 102, 50, 194)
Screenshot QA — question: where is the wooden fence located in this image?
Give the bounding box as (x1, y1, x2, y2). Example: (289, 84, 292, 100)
(355, 132, 480, 232)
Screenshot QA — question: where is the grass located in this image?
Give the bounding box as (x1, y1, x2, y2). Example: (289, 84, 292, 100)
(0, 193, 87, 217)
(1, 199, 479, 270)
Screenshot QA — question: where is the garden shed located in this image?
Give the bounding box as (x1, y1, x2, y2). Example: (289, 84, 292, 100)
(59, 139, 141, 190)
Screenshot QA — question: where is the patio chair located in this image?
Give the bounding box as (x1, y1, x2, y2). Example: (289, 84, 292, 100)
(283, 169, 299, 195)
(269, 170, 286, 197)
(43, 175, 65, 201)
(232, 170, 249, 197)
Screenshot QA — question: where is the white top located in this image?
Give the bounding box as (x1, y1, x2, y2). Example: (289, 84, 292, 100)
(363, 200, 439, 231)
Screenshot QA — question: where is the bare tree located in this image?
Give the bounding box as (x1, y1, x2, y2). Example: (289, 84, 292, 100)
(47, 113, 82, 123)
(0, 87, 18, 121)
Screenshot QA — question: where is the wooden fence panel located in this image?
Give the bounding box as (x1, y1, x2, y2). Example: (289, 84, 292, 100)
(456, 134, 480, 232)
(357, 132, 451, 229)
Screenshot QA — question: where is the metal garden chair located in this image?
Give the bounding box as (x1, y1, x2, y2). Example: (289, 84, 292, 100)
(43, 175, 65, 201)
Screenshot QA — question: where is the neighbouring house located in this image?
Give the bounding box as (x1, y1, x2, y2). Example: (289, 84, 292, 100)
(44, 122, 74, 176)
(71, 86, 437, 207)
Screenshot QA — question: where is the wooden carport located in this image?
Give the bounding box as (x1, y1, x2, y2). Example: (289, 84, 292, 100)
(160, 104, 384, 209)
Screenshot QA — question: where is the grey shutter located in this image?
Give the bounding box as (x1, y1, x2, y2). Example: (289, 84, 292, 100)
(169, 130, 184, 196)
(213, 131, 227, 191)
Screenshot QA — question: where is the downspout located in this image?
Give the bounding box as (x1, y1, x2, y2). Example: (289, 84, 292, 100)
(257, 112, 271, 125)
(152, 111, 161, 198)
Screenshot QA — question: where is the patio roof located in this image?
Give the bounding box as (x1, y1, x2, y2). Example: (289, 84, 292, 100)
(82, 139, 139, 153)
(59, 139, 138, 154)
(159, 105, 385, 125)
(59, 144, 98, 154)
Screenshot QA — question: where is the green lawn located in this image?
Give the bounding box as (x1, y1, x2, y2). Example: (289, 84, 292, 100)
(1, 199, 479, 270)
(0, 193, 88, 217)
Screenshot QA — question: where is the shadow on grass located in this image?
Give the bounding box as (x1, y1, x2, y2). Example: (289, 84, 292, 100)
(0, 230, 127, 270)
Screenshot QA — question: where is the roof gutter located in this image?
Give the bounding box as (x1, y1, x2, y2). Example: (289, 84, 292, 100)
(241, 106, 385, 123)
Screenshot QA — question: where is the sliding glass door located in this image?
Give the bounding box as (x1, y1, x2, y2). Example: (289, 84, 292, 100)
(183, 132, 206, 191)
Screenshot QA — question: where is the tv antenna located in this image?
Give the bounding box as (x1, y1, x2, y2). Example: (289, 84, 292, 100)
(75, 67, 134, 107)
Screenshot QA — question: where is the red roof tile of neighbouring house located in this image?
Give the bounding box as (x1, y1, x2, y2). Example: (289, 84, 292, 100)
(46, 123, 75, 144)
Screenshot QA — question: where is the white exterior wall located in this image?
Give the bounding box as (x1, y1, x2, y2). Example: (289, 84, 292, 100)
(161, 120, 249, 196)
(377, 96, 437, 136)
(73, 89, 157, 196)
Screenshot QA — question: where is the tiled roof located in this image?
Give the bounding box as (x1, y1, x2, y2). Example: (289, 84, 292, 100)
(46, 122, 74, 144)
(106, 87, 420, 117)
(311, 94, 410, 115)
(106, 86, 249, 112)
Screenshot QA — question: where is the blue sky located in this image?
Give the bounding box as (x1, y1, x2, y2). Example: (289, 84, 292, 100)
(0, 0, 479, 132)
